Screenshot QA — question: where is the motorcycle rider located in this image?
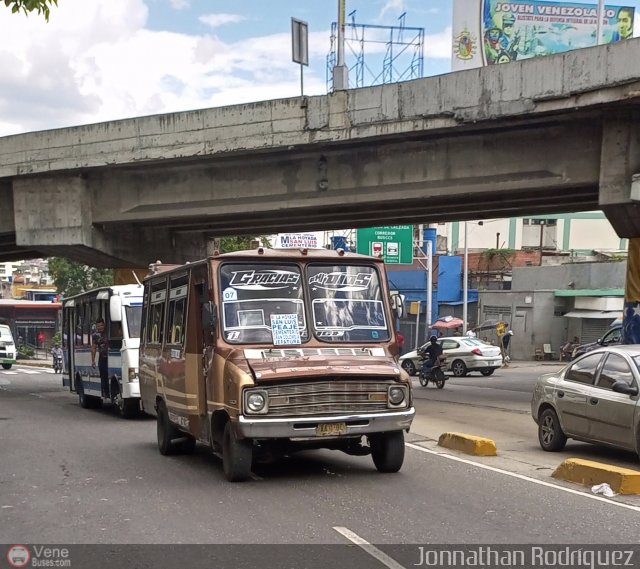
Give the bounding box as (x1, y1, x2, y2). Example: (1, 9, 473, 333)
(51, 344, 63, 371)
(420, 335, 443, 377)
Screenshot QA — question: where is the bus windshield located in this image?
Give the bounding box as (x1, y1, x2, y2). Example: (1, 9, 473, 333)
(220, 263, 308, 345)
(307, 264, 390, 343)
(125, 305, 143, 338)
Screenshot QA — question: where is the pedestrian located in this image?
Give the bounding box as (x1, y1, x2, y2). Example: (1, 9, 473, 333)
(91, 318, 110, 399)
(396, 331, 405, 355)
(37, 331, 45, 348)
(501, 329, 514, 366)
(466, 329, 476, 338)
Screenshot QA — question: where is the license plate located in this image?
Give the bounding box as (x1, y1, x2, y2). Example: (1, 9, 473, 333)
(491, 360, 500, 366)
(316, 422, 347, 436)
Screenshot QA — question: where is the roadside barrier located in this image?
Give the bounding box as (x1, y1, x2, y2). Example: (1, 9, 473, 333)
(437, 432, 497, 456)
(552, 458, 640, 495)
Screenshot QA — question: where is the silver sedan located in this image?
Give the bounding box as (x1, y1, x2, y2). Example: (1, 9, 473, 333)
(399, 337, 502, 377)
(531, 345, 640, 454)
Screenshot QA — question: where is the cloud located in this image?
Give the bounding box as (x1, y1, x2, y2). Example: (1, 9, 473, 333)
(378, 0, 408, 22)
(169, 0, 190, 9)
(199, 13, 246, 29)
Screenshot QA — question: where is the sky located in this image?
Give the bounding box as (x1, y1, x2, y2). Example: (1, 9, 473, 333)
(0, 0, 638, 137)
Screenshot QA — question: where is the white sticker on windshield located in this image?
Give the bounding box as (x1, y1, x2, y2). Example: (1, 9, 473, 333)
(222, 287, 237, 302)
(270, 314, 302, 346)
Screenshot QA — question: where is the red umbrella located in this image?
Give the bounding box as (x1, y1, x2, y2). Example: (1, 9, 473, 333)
(431, 317, 465, 330)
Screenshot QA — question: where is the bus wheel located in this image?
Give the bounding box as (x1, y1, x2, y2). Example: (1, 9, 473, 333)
(2, 363, 12, 370)
(369, 431, 405, 473)
(222, 422, 253, 482)
(157, 401, 178, 456)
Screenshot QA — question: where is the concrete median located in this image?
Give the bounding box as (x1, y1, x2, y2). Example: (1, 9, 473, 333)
(437, 432, 497, 456)
(552, 458, 640, 495)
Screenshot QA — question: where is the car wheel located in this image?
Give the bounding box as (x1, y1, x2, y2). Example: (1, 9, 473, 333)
(370, 431, 405, 473)
(451, 359, 467, 377)
(480, 369, 495, 376)
(401, 360, 416, 376)
(2, 363, 12, 370)
(538, 408, 567, 452)
(222, 422, 253, 482)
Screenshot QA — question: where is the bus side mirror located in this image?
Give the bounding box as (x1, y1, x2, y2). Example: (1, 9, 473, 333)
(391, 293, 405, 319)
(110, 296, 122, 322)
(202, 302, 218, 336)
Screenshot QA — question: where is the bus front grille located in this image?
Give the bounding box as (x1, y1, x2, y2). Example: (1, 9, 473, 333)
(262, 381, 393, 416)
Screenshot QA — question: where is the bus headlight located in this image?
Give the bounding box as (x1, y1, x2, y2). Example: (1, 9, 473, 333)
(388, 385, 407, 407)
(127, 368, 139, 382)
(244, 390, 268, 414)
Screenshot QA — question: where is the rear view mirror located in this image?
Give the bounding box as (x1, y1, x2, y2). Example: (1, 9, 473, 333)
(110, 295, 122, 322)
(612, 381, 639, 397)
(390, 293, 405, 319)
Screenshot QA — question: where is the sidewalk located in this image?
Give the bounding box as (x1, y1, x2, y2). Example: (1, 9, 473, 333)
(15, 357, 52, 368)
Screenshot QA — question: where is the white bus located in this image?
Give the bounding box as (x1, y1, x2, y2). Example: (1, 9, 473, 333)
(62, 285, 143, 418)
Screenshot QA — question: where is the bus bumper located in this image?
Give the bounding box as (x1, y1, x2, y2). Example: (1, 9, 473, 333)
(237, 408, 415, 439)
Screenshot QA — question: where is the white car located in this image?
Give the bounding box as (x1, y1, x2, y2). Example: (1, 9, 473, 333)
(0, 324, 16, 370)
(399, 337, 502, 377)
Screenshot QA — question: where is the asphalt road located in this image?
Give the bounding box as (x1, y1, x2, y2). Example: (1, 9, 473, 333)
(1, 366, 640, 553)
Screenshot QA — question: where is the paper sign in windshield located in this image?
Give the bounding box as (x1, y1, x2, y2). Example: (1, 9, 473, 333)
(270, 314, 302, 345)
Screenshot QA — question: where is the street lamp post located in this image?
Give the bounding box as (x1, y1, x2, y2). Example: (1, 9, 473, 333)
(463, 221, 468, 335)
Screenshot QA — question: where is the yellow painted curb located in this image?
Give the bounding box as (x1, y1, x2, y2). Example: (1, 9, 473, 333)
(437, 432, 497, 456)
(552, 458, 640, 495)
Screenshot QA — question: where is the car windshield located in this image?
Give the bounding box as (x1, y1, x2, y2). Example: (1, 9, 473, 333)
(307, 264, 390, 343)
(0, 327, 12, 340)
(220, 263, 308, 345)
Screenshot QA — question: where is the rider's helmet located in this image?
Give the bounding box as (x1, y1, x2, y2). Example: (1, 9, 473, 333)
(429, 335, 438, 344)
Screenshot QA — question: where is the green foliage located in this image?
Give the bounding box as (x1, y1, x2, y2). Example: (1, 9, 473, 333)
(4, 0, 57, 20)
(48, 258, 114, 297)
(218, 236, 270, 253)
(482, 248, 515, 262)
(17, 345, 35, 359)
(52, 331, 62, 347)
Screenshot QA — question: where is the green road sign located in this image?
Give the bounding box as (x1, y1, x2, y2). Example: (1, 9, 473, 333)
(356, 225, 414, 264)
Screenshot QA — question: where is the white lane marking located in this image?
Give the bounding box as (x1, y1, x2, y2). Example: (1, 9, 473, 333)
(333, 527, 406, 569)
(15, 368, 40, 375)
(405, 442, 640, 513)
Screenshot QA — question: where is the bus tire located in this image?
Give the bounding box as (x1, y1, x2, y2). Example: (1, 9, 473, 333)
(121, 398, 140, 419)
(370, 431, 405, 473)
(157, 401, 178, 456)
(176, 436, 197, 454)
(2, 363, 12, 370)
(222, 422, 253, 482)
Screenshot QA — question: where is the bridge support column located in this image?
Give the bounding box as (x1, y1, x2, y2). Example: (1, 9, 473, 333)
(13, 175, 95, 250)
(599, 112, 640, 238)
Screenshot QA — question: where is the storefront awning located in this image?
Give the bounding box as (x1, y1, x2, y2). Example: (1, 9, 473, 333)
(563, 311, 621, 319)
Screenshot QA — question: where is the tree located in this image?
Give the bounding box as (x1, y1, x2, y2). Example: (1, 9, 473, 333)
(4, 0, 57, 21)
(48, 258, 114, 298)
(218, 236, 270, 253)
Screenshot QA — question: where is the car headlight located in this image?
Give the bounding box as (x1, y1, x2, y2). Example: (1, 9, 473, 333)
(388, 385, 407, 407)
(245, 390, 268, 414)
(127, 368, 139, 382)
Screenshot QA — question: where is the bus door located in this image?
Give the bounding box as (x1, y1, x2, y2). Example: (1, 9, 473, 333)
(63, 302, 74, 390)
(187, 266, 209, 416)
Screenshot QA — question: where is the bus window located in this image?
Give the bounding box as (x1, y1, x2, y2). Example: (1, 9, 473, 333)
(148, 278, 167, 345)
(167, 274, 188, 345)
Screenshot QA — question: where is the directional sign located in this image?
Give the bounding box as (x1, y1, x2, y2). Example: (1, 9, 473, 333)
(356, 226, 413, 264)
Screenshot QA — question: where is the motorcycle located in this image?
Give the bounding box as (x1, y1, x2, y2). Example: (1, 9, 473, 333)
(53, 353, 63, 374)
(417, 351, 447, 389)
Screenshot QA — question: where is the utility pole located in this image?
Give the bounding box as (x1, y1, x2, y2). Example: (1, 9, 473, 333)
(332, 0, 349, 90)
(596, 0, 605, 45)
(463, 221, 468, 335)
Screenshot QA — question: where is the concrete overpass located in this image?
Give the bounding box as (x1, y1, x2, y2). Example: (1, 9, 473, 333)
(0, 39, 639, 267)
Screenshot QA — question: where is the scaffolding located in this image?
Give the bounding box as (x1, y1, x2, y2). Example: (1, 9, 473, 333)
(326, 11, 424, 92)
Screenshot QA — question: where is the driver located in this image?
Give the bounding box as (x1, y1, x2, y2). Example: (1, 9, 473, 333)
(421, 335, 443, 376)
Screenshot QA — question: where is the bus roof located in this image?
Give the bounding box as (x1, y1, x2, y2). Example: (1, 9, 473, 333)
(62, 284, 143, 303)
(145, 248, 384, 280)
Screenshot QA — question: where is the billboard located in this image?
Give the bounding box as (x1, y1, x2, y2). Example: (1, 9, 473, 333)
(452, 0, 635, 70)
